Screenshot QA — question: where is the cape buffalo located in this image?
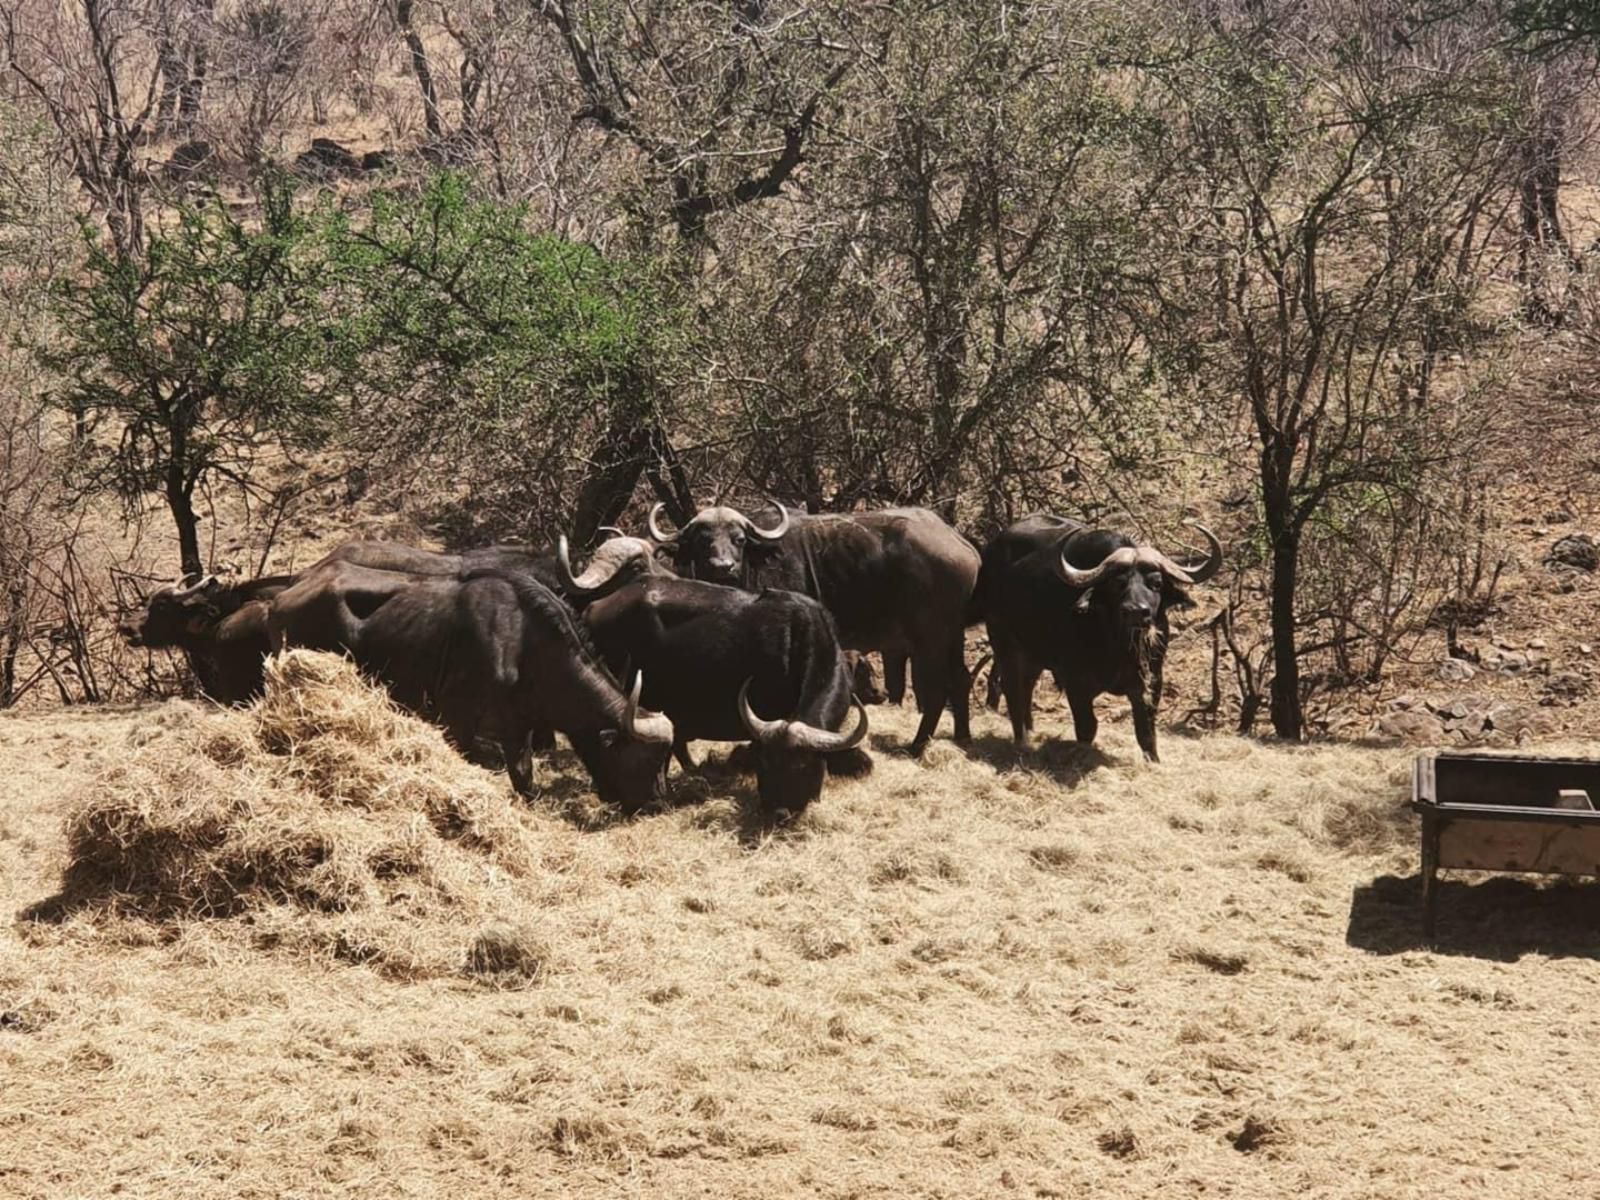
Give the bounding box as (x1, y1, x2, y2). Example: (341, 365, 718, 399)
(581, 577, 869, 820)
(117, 573, 297, 704)
(646, 503, 976, 755)
(310, 531, 660, 604)
(265, 561, 675, 808)
(975, 515, 1222, 761)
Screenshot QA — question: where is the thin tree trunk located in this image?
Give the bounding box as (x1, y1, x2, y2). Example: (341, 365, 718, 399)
(156, 36, 184, 132)
(165, 454, 203, 578)
(1268, 533, 1302, 740)
(393, 0, 443, 140)
(178, 44, 207, 131)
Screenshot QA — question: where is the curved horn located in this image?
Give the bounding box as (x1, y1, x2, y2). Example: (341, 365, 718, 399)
(744, 500, 790, 542)
(557, 535, 581, 590)
(647, 503, 680, 545)
(171, 573, 218, 598)
(737, 679, 870, 752)
(558, 534, 630, 594)
(596, 526, 626, 541)
(1135, 548, 1195, 585)
(623, 671, 675, 744)
(1055, 546, 1135, 590)
(1179, 521, 1223, 585)
(737, 678, 784, 744)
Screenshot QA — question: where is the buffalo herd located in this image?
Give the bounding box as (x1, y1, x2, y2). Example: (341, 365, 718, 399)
(118, 505, 1222, 821)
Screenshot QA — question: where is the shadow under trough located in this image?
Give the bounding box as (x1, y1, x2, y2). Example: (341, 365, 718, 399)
(1347, 872, 1600, 961)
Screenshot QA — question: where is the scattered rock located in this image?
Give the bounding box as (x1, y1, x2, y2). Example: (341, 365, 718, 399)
(1546, 508, 1576, 524)
(1485, 703, 1560, 739)
(1543, 672, 1587, 706)
(1437, 658, 1475, 683)
(1322, 707, 1365, 736)
(1528, 637, 1547, 650)
(1386, 694, 1420, 712)
(1582, 643, 1593, 655)
(1376, 711, 1445, 744)
(1481, 647, 1531, 675)
(1546, 533, 1598, 572)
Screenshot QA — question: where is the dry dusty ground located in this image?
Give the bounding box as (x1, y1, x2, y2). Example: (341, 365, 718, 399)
(3, 667, 1600, 1200)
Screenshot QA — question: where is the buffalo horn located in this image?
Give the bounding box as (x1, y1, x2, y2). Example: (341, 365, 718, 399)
(558, 534, 627, 593)
(743, 500, 790, 542)
(647, 502, 680, 545)
(623, 671, 675, 745)
(1135, 547, 1195, 585)
(1179, 521, 1223, 584)
(737, 679, 869, 752)
(171, 573, 218, 598)
(1055, 546, 1138, 590)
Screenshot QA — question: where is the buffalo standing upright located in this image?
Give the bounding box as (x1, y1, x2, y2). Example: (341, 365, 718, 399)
(647, 503, 977, 755)
(582, 576, 868, 819)
(976, 515, 1222, 761)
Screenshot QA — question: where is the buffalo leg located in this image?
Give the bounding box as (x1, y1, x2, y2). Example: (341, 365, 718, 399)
(909, 647, 957, 755)
(1000, 653, 1040, 745)
(985, 658, 1004, 712)
(673, 738, 696, 772)
(947, 635, 971, 743)
(1130, 697, 1159, 762)
(883, 653, 908, 705)
(501, 730, 535, 797)
(1064, 687, 1099, 747)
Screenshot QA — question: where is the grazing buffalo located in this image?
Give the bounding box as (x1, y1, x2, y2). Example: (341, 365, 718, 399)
(975, 515, 1222, 761)
(117, 573, 297, 704)
(582, 577, 869, 819)
(646, 503, 976, 754)
(265, 561, 675, 808)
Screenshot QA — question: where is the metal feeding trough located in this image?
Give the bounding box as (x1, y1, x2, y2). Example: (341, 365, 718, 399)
(1412, 752, 1600, 937)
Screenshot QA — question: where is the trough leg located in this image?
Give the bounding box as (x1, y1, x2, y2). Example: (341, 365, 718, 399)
(1420, 815, 1440, 941)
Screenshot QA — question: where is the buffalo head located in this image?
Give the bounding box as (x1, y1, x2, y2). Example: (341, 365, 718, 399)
(737, 678, 868, 817)
(575, 673, 677, 814)
(648, 502, 789, 586)
(117, 575, 221, 648)
(556, 530, 661, 601)
(1055, 522, 1222, 636)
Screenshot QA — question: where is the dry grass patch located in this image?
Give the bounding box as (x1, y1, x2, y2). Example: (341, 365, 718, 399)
(40, 651, 537, 977)
(7, 698, 1600, 1197)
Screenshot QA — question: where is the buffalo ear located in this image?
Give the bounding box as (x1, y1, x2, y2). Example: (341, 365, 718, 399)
(1073, 587, 1096, 614)
(1161, 581, 1196, 612)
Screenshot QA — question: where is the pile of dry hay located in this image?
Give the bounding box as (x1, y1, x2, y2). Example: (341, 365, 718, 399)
(55, 650, 546, 982)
